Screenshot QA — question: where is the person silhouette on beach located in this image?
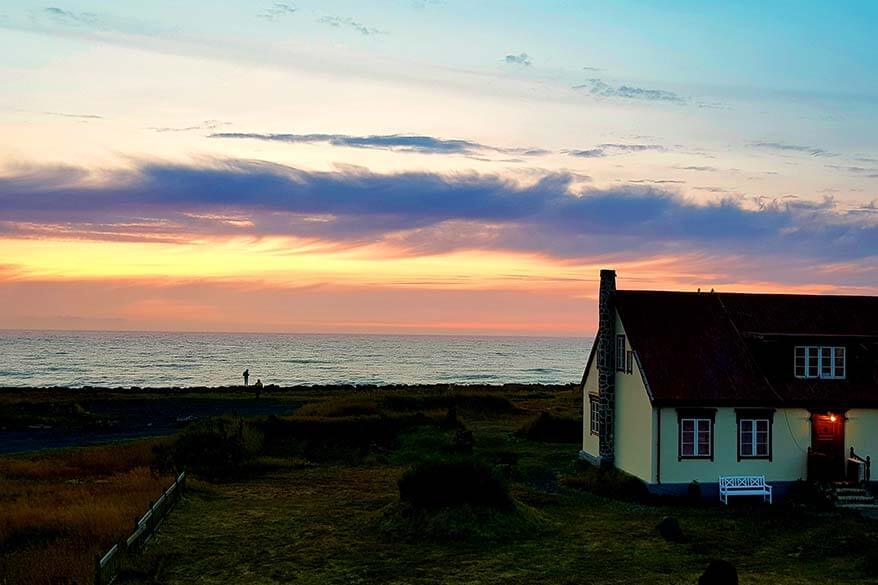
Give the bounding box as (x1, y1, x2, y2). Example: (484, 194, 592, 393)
(254, 378, 263, 399)
(243, 369, 249, 386)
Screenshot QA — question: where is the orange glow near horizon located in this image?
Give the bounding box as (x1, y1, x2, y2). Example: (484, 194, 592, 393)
(2, 232, 876, 335)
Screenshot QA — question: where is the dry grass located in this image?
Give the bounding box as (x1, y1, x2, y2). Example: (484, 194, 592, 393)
(0, 440, 172, 585)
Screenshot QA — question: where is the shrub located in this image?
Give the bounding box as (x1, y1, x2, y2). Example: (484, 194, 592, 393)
(517, 412, 581, 443)
(295, 397, 380, 418)
(784, 480, 833, 511)
(164, 417, 263, 478)
(260, 412, 447, 461)
(398, 460, 513, 511)
(0, 401, 108, 431)
(560, 461, 650, 503)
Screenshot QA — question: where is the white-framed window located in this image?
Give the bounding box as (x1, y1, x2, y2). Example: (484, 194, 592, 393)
(680, 418, 712, 458)
(625, 350, 633, 374)
(794, 346, 845, 379)
(615, 335, 626, 372)
(739, 419, 770, 458)
(589, 394, 600, 436)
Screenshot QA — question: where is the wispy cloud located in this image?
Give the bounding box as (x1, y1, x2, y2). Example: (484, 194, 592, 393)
(318, 16, 384, 36)
(258, 2, 296, 21)
(41, 6, 98, 27)
(750, 141, 836, 158)
(44, 111, 103, 120)
(149, 120, 230, 133)
(565, 143, 665, 158)
(674, 165, 719, 172)
(566, 149, 606, 158)
(210, 132, 547, 157)
(504, 53, 532, 66)
(573, 79, 685, 104)
(628, 179, 686, 185)
(826, 164, 878, 175)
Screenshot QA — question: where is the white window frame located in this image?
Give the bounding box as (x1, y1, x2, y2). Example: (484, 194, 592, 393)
(589, 394, 600, 436)
(680, 418, 712, 459)
(739, 418, 770, 458)
(794, 346, 846, 379)
(615, 335, 626, 372)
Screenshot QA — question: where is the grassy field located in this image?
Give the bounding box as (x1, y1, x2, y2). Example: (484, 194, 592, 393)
(0, 440, 173, 585)
(117, 386, 877, 585)
(4, 385, 878, 584)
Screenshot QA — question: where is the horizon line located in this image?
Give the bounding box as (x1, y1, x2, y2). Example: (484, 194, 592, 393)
(0, 327, 593, 340)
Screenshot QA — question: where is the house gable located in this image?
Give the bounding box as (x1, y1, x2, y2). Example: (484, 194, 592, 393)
(580, 310, 656, 481)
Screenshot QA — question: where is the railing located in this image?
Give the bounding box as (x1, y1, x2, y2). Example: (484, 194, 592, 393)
(848, 447, 871, 485)
(94, 471, 187, 585)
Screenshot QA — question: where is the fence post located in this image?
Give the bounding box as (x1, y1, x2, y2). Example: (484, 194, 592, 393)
(95, 473, 186, 585)
(94, 554, 102, 585)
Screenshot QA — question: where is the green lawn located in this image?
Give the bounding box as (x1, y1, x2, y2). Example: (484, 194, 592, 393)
(120, 398, 878, 585)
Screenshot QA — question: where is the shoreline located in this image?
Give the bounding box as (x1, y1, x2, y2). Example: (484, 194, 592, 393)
(0, 382, 576, 400)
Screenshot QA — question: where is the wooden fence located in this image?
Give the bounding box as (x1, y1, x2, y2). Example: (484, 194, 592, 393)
(94, 471, 187, 585)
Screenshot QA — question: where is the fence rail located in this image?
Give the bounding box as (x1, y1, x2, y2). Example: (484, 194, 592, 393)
(94, 471, 186, 585)
(848, 447, 871, 484)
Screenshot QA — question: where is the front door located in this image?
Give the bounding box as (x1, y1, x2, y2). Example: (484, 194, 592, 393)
(810, 413, 845, 481)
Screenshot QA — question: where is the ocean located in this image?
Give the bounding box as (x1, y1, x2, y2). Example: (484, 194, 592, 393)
(0, 330, 591, 388)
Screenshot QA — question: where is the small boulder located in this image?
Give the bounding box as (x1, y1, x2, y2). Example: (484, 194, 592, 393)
(656, 516, 684, 542)
(698, 559, 738, 585)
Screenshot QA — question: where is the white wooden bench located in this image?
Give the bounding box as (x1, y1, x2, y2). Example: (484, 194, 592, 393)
(719, 475, 772, 504)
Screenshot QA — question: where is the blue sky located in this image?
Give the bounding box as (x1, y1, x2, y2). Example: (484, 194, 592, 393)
(0, 1, 876, 333)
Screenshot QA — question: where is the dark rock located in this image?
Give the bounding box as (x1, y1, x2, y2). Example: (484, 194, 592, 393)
(698, 559, 738, 585)
(656, 516, 684, 542)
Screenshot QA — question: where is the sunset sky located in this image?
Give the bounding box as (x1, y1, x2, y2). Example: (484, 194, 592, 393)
(1, 1, 877, 335)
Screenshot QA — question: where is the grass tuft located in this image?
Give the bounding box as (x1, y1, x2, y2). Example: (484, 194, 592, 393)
(398, 459, 513, 511)
(0, 441, 172, 585)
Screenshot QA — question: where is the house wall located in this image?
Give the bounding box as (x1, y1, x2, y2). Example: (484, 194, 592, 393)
(581, 355, 600, 460)
(657, 407, 811, 484)
(580, 313, 878, 488)
(845, 409, 878, 461)
(613, 315, 655, 483)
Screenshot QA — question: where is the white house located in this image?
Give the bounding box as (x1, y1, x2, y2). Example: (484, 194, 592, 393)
(581, 269, 878, 498)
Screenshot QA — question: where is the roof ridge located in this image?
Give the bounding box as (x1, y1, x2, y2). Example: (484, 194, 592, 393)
(616, 289, 878, 300)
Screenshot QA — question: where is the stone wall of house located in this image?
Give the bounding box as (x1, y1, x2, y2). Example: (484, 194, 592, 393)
(597, 269, 616, 464)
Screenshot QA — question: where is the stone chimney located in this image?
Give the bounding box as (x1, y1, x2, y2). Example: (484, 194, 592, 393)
(597, 269, 616, 466)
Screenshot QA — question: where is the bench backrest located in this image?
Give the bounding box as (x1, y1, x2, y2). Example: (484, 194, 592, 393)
(719, 476, 766, 489)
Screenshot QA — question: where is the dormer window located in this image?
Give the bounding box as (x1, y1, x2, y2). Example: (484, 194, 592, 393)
(794, 346, 845, 379)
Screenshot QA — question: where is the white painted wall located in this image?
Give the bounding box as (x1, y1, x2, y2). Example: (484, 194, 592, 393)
(657, 407, 811, 484)
(581, 354, 600, 458)
(613, 315, 655, 483)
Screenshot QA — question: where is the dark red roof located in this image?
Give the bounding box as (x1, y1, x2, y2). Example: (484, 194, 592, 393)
(615, 290, 878, 407)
